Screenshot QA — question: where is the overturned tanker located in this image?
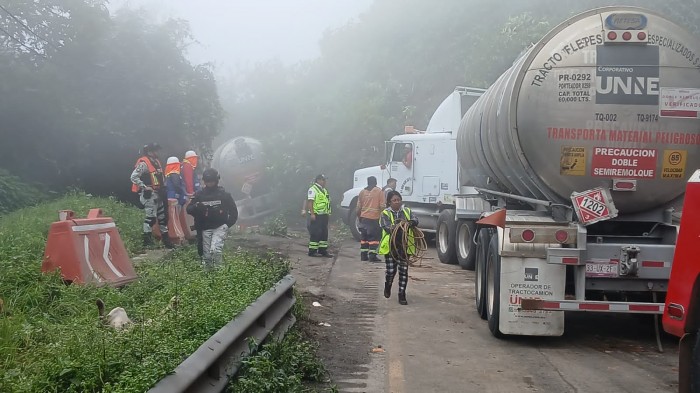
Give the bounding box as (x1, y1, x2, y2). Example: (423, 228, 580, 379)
(447, 7, 700, 338)
(211, 137, 276, 223)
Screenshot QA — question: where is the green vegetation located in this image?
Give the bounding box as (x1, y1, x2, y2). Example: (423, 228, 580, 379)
(0, 194, 288, 392)
(0, 169, 44, 215)
(262, 213, 289, 237)
(229, 294, 332, 393)
(229, 331, 329, 393)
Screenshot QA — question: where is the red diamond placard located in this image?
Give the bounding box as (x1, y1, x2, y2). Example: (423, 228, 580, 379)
(571, 188, 618, 225)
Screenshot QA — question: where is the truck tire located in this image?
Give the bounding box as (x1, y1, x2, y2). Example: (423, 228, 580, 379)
(486, 234, 504, 338)
(456, 220, 476, 270)
(436, 209, 457, 264)
(475, 228, 490, 320)
(349, 203, 361, 242)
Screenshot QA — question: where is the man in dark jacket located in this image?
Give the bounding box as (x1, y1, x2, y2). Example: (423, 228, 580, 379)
(187, 168, 238, 269)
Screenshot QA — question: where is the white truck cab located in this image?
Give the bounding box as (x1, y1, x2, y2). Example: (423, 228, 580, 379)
(339, 87, 485, 243)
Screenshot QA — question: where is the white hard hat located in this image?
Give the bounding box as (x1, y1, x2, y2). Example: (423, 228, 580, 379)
(166, 157, 180, 165)
(185, 150, 198, 158)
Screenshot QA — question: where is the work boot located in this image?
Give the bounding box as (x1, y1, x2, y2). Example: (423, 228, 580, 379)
(361, 252, 369, 261)
(161, 235, 175, 249)
(143, 233, 154, 247)
(308, 251, 319, 257)
(398, 291, 408, 305)
(384, 282, 392, 298)
(369, 254, 381, 263)
(319, 250, 334, 258)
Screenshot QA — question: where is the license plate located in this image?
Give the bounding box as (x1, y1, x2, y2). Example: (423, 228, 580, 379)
(586, 262, 618, 277)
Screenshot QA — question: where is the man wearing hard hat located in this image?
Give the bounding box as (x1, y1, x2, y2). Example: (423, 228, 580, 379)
(181, 150, 201, 197)
(181, 150, 201, 245)
(164, 156, 188, 245)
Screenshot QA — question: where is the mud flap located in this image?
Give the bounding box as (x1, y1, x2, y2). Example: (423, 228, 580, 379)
(679, 332, 694, 393)
(499, 256, 566, 336)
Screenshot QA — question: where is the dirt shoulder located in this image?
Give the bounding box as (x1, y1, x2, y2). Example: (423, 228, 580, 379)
(226, 227, 384, 392)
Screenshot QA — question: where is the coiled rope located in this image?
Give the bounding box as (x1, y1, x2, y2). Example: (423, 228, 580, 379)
(389, 220, 428, 266)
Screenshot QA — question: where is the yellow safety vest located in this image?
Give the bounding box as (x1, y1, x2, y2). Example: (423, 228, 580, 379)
(311, 184, 331, 214)
(379, 207, 415, 256)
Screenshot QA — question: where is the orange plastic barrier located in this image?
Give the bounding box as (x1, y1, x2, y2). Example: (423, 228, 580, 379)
(42, 209, 138, 287)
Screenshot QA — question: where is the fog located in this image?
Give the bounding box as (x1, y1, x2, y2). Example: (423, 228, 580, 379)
(108, 0, 373, 68)
(1, 0, 698, 215)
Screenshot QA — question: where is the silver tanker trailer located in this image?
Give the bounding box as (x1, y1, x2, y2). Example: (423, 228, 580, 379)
(447, 7, 700, 337)
(211, 137, 276, 224)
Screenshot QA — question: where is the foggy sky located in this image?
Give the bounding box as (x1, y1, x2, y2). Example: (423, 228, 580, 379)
(109, 0, 374, 69)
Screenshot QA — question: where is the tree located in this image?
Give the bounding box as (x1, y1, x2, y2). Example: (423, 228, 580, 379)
(0, 1, 223, 199)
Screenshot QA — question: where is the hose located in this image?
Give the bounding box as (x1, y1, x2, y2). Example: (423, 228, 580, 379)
(389, 220, 428, 266)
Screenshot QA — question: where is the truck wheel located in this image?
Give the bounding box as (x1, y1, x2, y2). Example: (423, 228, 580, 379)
(475, 228, 490, 320)
(436, 209, 457, 264)
(349, 204, 361, 242)
(456, 220, 476, 270)
(486, 234, 504, 338)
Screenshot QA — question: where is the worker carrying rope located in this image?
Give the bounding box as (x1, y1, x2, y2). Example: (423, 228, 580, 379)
(379, 191, 428, 305)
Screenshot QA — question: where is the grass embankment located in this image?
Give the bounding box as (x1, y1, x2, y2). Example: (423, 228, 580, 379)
(0, 193, 288, 392)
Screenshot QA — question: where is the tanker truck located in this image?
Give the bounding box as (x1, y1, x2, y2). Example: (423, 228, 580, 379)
(447, 7, 700, 337)
(211, 137, 276, 224)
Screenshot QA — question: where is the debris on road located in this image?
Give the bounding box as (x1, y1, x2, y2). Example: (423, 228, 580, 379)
(371, 345, 385, 353)
(312, 301, 323, 307)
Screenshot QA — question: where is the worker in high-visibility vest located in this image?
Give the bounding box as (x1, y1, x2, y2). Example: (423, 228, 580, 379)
(181, 150, 200, 244)
(130, 143, 174, 249)
(306, 174, 333, 258)
(164, 156, 187, 245)
(181, 150, 201, 197)
(379, 190, 418, 305)
(357, 176, 384, 262)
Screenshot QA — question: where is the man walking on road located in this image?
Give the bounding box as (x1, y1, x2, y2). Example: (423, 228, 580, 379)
(130, 143, 174, 249)
(187, 168, 238, 269)
(307, 174, 334, 258)
(357, 176, 384, 262)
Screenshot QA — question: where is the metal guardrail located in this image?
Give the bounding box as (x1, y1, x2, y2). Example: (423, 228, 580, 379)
(149, 274, 297, 393)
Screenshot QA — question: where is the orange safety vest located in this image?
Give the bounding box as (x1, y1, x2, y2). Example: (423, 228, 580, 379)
(131, 156, 164, 192)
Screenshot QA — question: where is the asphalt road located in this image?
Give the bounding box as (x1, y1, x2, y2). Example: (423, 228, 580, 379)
(234, 230, 679, 393)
